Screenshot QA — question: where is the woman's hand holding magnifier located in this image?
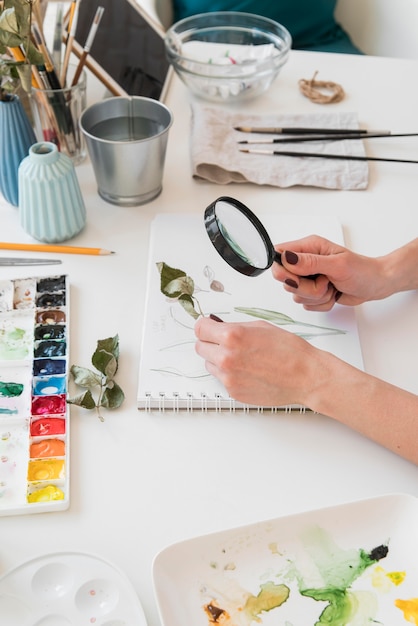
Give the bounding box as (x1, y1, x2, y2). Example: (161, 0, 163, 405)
(272, 235, 391, 311)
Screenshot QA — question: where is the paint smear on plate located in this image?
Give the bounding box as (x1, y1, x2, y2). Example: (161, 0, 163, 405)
(0, 312, 34, 360)
(395, 598, 418, 624)
(0, 367, 31, 417)
(201, 526, 398, 626)
(291, 526, 388, 625)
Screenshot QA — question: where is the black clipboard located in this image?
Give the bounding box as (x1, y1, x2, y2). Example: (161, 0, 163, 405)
(72, 0, 172, 100)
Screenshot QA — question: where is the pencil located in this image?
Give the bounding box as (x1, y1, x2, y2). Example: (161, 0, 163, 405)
(71, 6, 104, 87)
(234, 126, 390, 135)
(0, 243, 115, 256)
(239, 148, 418, 164)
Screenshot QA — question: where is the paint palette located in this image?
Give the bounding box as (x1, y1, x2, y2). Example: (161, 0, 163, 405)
(153, 493, 418, 626)
(0, 275, 70, 516)
(0, 551, 148, 626)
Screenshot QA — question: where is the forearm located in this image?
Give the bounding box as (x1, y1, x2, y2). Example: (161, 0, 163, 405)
(307, 351, 418, 464)
(377, 238, 418, 298)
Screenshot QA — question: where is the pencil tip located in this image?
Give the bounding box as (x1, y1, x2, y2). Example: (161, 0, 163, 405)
(234, 126, 250, 132)
(237, 140, 248, 144)
(239, 149, 249, 153)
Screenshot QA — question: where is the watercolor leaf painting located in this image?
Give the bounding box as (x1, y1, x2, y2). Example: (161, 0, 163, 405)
(156, 262, 345, 337)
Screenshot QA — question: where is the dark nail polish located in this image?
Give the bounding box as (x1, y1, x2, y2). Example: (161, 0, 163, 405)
(285, 250, 299, 265)
(210, 314, 224, 322)
(335, 291, 343, 302)
(285, 278, 298, 289)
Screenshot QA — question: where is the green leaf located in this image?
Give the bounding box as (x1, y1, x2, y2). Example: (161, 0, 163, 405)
(157, 262, 195, 298)
(70, 365, 102, 388)
(178, 294, 200, 319)
(0, 8, 19, 37)
(92, 348, 117, 377)
(67, 389, 97, 410)
(235, 306, 345, 334)
(165, 276, 195, 298)
(95, 335, 120, 360)
(16, 62, 32, 92)
(235, 307, 295, 325)
(100, 382, 125, 409)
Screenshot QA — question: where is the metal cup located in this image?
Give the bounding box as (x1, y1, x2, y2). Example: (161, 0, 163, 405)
(79, 96, 173, 206)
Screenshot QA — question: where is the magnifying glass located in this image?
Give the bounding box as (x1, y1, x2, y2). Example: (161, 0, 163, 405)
(205, 196, 319, 279)
(204, 196, 281, 277)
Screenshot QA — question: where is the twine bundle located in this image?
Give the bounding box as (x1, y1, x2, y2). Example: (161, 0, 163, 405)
(299, 71, 345, 104)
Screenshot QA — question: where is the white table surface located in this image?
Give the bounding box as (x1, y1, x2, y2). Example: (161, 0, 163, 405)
(1, 50, 418, 626)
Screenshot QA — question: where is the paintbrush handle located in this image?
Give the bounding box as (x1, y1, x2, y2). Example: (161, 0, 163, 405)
(267, 133, 418, 144)
(234, 126, 390, 135)
(269, 151, 418, 164)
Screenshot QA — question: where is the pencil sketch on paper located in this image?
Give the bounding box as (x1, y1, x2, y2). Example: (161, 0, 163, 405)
(152, 262, 346, 379)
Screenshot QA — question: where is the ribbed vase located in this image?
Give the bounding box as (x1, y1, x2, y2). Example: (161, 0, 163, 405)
(18, 142, 86, 243)
(0, 95, 37, 206)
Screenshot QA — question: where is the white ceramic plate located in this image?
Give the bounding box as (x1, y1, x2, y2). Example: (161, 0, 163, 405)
(0, 551, 147, 626)
(153, 493, 418, 626)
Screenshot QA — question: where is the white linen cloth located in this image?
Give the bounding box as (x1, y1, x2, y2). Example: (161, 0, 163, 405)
(190, 106, 369, 190)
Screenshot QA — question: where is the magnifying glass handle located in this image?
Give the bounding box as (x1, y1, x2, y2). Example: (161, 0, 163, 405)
(274, 251, 319, 280)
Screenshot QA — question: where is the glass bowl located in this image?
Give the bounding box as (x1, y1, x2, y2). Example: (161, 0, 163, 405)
(164, 12, 292, 103)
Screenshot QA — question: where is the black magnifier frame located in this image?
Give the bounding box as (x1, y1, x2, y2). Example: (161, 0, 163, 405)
(204, 196, 282, 277)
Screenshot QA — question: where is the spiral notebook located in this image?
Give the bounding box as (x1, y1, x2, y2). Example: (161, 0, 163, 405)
(137, 213, 364, 412)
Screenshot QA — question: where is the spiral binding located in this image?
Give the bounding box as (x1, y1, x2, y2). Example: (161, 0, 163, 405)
(139, 392, 308, 413)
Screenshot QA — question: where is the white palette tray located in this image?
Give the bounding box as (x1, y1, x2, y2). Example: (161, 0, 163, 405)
(153, 493, 418, 626)
(0, 551, 147, 626)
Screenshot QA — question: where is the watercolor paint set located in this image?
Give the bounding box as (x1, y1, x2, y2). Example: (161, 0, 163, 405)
(0, 274, 70, 516)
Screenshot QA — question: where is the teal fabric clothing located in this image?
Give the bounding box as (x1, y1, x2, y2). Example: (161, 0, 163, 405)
(172, 0, 363, 54)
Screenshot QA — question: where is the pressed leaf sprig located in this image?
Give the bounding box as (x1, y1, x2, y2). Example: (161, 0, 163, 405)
(157, 262, 345, 336)
(67, 335, 125, 421)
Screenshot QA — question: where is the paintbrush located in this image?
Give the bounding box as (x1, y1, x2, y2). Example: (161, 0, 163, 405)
(0, 258, 62, 266)
(71, 5, 105, 87)
(239, 148, 418, 164)
(234, 126, 390, 135)
(238, 133, 418, 144)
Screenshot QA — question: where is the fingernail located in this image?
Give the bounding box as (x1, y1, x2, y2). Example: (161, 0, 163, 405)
(285, 250, 299, 265)
(285, 278, 298, 289)
(210, 314, 224, 322)
(335, 291, 343, 302)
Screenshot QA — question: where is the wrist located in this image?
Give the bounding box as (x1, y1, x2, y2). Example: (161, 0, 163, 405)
(303, 350, 362, 415)
(378, 238, 418, 297)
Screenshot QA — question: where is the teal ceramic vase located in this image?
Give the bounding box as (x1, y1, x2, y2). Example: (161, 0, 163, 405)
(18, 142, 86, 243)
(0, 94, 36, 206)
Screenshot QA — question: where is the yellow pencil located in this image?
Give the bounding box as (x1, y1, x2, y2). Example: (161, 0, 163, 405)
(0, 242, 115, 256)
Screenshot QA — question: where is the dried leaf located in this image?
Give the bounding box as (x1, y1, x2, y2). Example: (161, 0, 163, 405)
(67, 389, 96, 410)
(95, 335, 120, 360)
(100, 382, 125, 409)
(69, 365, 101, 388)
(68, 335, 125, 419)
(92, 349, 117, 378)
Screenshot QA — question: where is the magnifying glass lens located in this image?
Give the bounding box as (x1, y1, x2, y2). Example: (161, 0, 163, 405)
(214, 200, 270, 269)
